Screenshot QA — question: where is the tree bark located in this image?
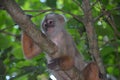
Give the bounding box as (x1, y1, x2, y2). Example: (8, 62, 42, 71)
(82, 0, 106, 80)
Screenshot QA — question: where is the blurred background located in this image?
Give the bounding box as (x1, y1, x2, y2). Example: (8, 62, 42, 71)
(0, 0, 120, 80)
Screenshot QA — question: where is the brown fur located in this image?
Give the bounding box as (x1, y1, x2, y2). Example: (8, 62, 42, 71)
(82, 62, 100, 80)
(22, 33, 42, 59)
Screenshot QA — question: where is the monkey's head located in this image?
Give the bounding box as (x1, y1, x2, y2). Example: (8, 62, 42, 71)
(41, 13, 66, 37)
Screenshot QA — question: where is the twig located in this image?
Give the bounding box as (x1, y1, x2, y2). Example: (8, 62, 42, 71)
(72, 0, 83, 10)
(104, 11, 120, 37)
(1, 30, 16, 37)
(112, 7, 120, 10)
(55, 8, 83, 22)
(90, 0, 99, 10)
(94, 12, 103, 22)
(0, 26, 14, 32)
(24, 8, 83, 23)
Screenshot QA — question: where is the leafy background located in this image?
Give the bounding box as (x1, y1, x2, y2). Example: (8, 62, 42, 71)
(0, 0, 120, 80)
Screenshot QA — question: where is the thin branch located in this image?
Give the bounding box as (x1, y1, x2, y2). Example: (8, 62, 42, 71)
(94, 12, 104, 22)
(104, 12, 120, 37)
(0, 25, 18, 37)
(112, 7, 120, 10)
(0, 26, 14, 32)
(24, 9, 83, 23)
(24, 9, 52, 13)
(96, 8, 120, 38)
(0, 31, 16, 37)
(72, 0, 83, 10)
(55, 8, 83, 23)
(90, 0, 99, 10)
(96, 0, 120, 38)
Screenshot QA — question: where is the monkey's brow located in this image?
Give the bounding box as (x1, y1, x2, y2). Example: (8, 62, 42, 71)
(45, 19, 56, 22)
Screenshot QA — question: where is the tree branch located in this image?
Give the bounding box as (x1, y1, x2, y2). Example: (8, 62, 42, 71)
(102, 9, 120, 38)
(0, 0, 57, 55)
(24, 8, 83, 23)
(82, 0, 106, 80)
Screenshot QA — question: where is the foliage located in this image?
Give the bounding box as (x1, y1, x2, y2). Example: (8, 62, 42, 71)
(0, 0, 120, 80)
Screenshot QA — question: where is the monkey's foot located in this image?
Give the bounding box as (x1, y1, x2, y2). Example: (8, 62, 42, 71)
(47, 58, 61, 71)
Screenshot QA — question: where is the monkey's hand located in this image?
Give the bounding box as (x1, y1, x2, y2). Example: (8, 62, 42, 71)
(48, 56, 74, 70)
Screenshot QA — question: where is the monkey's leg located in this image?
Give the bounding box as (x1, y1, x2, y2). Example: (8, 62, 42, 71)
(48, 56, 74, 70)
(82, 62, 100, 80)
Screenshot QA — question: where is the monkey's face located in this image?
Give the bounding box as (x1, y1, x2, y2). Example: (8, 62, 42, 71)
(41, 13, 65, 36)
(42, 18, 55, 33)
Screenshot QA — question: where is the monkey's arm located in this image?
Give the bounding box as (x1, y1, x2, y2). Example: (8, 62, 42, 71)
(22, 33, 42, 59)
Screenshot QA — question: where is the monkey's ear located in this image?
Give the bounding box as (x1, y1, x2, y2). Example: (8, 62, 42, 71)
(57, 14, 67, 23)
(21, 33, 42, 59)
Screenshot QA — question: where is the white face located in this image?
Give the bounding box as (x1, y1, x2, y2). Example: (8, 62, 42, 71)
(42, 17, 55, 33)
(41, 13, 65, 36)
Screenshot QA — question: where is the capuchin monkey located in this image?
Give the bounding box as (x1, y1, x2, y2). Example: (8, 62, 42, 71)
(41, 13, 86, 70)
(21, 13, 100, 80)
(22, 13, 85, 70)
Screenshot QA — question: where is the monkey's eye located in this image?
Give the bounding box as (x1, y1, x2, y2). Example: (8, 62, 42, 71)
(47, 20, 53, 24)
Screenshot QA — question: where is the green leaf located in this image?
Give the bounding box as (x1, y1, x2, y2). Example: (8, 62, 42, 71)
(46, 0, 57, 8)
(12, 46, 23, 59)
(0, 34, 11, 49)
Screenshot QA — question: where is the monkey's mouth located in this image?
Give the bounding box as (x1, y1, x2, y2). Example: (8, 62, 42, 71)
(44, 24, 54, 32)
